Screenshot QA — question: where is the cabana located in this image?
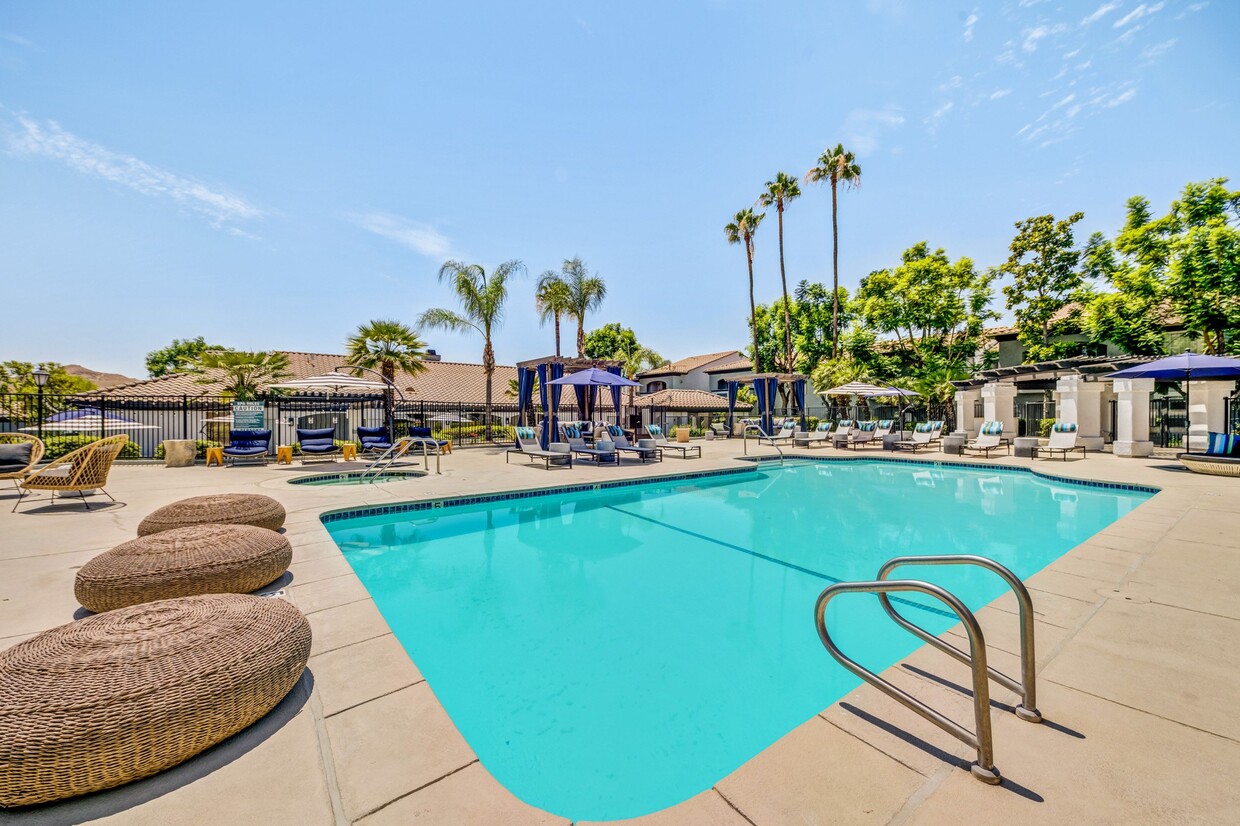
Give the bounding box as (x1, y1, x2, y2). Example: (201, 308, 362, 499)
(725, 373, 809, 436)
(514, 356, 625, 449)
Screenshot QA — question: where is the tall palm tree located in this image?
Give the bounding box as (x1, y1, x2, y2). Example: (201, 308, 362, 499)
(535, 271, 574, 357)
(758, 171, 801, 371)
(725, 208, 766, 372)
(805, 143, 861, 358)
(557, 257, 607, 357)
(345, 319, 428, 434)
(619, 344, 662, 414)
(418, 259, 525, 439)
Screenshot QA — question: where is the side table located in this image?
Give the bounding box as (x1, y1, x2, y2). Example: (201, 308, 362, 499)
(204, 446, 224, 467)
(941, 435, 966, 455)
(276, 445, 294, 465)
(341, 443, 358, 461)
(1013, 437, 1040, 458)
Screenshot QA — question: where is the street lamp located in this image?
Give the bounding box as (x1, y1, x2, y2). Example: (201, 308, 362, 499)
(32, 367, 49, 441)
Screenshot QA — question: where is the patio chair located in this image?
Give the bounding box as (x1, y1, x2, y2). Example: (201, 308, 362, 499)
(560, 423, 618, 465)
(1178, 432, 1240, 476)
(606, 425, 662, 463)
(800, 421, 834, 448)
(894, 422, 937, 453)
(643, 424, 702, 459)
(710, 422, 731, 439)
(506, 426, 573, 469)
(0, 433, 44, 494)
(841, 420, 880, 449)
(1033, 422, 1086, 461)
(830, 419, 854, 448)
(13, 433, 128, 512)
(357, 426, 393, 455)
(223, 429, 271, 465)
(962, 421, 1011, 458)
(406, 426, 451, 454)
(296, 427, 340, 463)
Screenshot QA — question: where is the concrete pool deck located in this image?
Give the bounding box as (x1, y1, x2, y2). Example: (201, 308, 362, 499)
(1, 442, 1238, 824)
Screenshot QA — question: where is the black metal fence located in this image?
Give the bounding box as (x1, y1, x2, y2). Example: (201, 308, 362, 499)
(1149, 396, 1188, 448)
(1016, 400, 1057, 438)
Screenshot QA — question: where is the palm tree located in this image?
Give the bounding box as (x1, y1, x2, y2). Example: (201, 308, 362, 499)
(618, 344, 663, 414)
(725, 208, 766, 372)
(805, 143, 861, 358)
(345, 319, 428, 435)
(193, 350, 292, 400)
(535, 271, 574, 357)
(758, 171, 801, 371)
(418, 259, 525, 440)
(557, 257, 607, 357)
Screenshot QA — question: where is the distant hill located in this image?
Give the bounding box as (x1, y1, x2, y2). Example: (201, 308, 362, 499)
(62, 364, 140, 390)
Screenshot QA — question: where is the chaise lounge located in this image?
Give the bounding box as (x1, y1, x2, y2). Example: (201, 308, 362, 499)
(643, 424, 701, 459)
(1178, 432, 1240, 477)
(1032, 422, 1086, 461)
(222, 429, 271, 465)
(296, 427, 340, 463)
(962, 420, 1011, 458)
(507, 426, 573, 469)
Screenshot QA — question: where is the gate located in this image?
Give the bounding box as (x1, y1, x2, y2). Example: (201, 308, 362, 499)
(1016, 400, 1055, 438)
(1149, 396, 1187, 448)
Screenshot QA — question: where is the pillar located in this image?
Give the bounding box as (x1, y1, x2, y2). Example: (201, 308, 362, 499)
(1187, 380, 1232, 452)
(955, 387, 981, 437)
(1112, 377, 1154, 458)
(981, 381, 1018, 437)
(1055, 374, 1106, 451)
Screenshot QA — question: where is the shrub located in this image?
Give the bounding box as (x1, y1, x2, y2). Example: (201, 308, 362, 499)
(806, 416, 820, 432)
(1038, 418, 1056, 438)
(42, 435, 141, 461)
(154, 439, 221, 460)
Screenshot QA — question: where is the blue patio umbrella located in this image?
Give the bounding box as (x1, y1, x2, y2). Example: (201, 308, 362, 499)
(1109, 351, 1240, 446)
(547, 368, 640, 388)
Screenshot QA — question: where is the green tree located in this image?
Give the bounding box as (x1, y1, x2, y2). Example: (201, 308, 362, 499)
(548, 257, 607, 357)
(535, 271, 574, 358)
(145, 336, 225, 377)
(853, 242, 996, 372)
(419, 259, 525, 438)
(192, 350, 292, 400)
(810, 354, 872, 402)
(345, 319, 429, 431)
(805, 143, 861, 357)
(0, 361, 96, 395)
(1078, 229, 1167, 355)
(583, 322, 662, 409)
(999, 212, 1087, 362)
(758, 171, 802, 369)
(725, 208, 766, 372)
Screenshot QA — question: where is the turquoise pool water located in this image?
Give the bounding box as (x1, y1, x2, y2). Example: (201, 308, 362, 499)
(325, 460, 1151, 821)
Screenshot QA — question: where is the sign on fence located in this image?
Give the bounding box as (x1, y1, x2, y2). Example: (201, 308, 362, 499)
(232, 401, 265, 430)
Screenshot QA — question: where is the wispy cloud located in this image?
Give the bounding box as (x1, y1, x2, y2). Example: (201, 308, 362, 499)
(1081, 2, 1120, 25)
(0, 32, 35, 48)
(989, 89, 1013, 100)
(1114, 2, 1164, 28)
(963, 12, 979, 41)
(1104, 87, 1138, 107)
(924, 101, 953, 133)
(1141, 38, 1177, 59)
(840, 106, 905, 155)
(1022, 23, 1066, 53)
(4, 112, 262, 227)
(350, 211, 453, 258)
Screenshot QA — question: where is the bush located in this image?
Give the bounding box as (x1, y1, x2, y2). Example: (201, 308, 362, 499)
(154, 439, 221, 460)
(42, 435, 141, 461)
(806, 416, 820, 432)
(1037, 418, 1056, 438)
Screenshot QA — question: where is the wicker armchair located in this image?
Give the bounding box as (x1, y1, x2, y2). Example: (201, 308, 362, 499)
(0, 433, 44, 492)
(13, 433, 128, 513)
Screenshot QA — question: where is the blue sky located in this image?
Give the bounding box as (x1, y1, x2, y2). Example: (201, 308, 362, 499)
(2, 0, 1235, 378)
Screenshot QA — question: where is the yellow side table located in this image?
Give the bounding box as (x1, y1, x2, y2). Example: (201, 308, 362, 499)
(205, 447, 224, 467)
(442, 438, 452, 454)
(276, 445, 294, 465)
(341, 443, 358, 461)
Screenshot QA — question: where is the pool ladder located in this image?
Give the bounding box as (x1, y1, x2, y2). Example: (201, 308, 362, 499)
(359, 437, 441, 479)
(742, 424, 785, 464)
(815, 555, 1042, 785)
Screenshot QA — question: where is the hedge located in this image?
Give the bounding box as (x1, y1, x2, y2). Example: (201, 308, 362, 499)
(41, 435, 141, 461)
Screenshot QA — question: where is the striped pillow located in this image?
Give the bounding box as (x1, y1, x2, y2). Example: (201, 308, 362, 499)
(981, 421, 1004, 436)
(562, 425, 580, 439)
(515, 426, 536, 441)
(1206, 432, 1239, 456)
(608, 425, 624, 438)
(1052, 422, 1077, 433)
(648, 425, 662, 436)
(859, 421, 878, 432)
(876, 419, 893, 429)
(817, 422, 832, 432)
(839, 419, 853, 428)
(915, 422, 934, 433)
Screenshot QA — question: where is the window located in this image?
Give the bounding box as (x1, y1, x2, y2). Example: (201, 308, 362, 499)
(717, 379, 727, 391)
(645, 381, 667, 393)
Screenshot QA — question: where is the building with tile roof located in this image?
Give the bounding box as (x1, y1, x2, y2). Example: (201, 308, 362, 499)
(635, 350, 748, 395)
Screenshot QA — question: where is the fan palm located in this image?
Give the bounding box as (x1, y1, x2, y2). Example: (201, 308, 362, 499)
(345, 319, 428, 434)
(619, 344, 663, 413)
(192, 350, 291, 401)
(535, 271, 574, 357)
(758, 172, 801, 371)
(418, 259, 525, 439)
(557, 257, 607, 357)
(725, 208, 766, 372)
(805, 144, 861, 358)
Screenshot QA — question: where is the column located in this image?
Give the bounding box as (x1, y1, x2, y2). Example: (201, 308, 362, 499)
(981, 381, 1018, 437)
(1187, 380, 1233, 452)
(954, 387, 981, 437)
(1055, 374, 1106, 451)
(1112, 378, 1154, 458)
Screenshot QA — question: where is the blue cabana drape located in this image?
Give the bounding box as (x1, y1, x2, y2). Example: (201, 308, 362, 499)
(548, 362, 564, 446)
(537, 363, 550, 447)
(516, 366, 535, 426)
(573, 385, 591, 422)
(793, 379, 807, 431)
(607, 366, 623, 424)
(726, 380, 738, 432)
(756, 377, 778, 435)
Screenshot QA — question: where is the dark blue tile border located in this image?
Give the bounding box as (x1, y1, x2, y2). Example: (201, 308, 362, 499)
(291, 469, 426, 487)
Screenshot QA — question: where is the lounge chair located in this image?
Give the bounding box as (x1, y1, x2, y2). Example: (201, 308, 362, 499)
(561, 424, 618, 465)
(800, 421, 834, 447)
(962, 421, 1011, 458)
(605, 425, 662, 463)
(296, 427, 340, 463)
(506, 426, 573, 469)
(894, 422, 937, 453)
(223, 429, 271, 465)
(841, 420, 880, 449)
(0, 433, 44, 494)
(830, 419, 854, 448)
(13, 433, 128, 512)
(357, 426, 393, 455)
(710, 423, 730, 439)
(643, 424, 702, 459)
(1177, 431, 1240, 476)
(406, 426, 451, 454)
(1033, 422, 1086, 461)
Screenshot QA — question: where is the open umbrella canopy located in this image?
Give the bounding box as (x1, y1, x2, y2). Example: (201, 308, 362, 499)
(23, 407, 157, 432)
(547, 367, 639, 387)
(863, 386, 921, 398)
(822, 381, 889, 396)
(268, 373, 390, 391)
(1107, 351, 1240, 380)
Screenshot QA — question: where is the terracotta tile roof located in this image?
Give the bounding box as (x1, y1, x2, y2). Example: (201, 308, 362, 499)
(704, 358, 753, 373)
(637, 350, 744, 378)
(632, 388, 730, 410)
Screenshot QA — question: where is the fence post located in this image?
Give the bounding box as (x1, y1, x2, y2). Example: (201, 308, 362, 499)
(182, 395, 189, 440)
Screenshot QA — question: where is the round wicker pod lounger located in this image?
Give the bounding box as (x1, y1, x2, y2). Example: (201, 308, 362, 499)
(137, 493, 286, 536)
(0, 594, 311, 808)
(75, 524, 293, 613)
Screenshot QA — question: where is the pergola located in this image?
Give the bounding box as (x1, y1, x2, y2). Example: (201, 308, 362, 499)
(514, 356, 625, 448)
(725, 372, 809, 435)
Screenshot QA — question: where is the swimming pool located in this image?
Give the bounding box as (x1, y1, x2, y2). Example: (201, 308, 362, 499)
(325, 459, 1152, 821)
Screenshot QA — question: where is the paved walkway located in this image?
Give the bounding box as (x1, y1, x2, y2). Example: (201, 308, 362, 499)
(1, 442, 1238, 824)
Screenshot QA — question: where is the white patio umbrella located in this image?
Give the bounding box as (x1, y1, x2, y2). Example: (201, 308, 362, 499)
(267, 374, 390, 392)
(427, 412, 474, 423)
(821, 381, 889, 419)
(22, 408, 158, 433)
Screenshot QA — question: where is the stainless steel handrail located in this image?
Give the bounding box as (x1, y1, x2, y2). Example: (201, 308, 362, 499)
(876, 555, 1041, 723)
(360, 437, 441, 478)
(742, 424, 786, 463)
(815, 579, 1002, 784)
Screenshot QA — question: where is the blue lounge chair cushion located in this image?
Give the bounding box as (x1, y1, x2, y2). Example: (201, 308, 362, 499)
(1206, 432, 1240, 456)
(297, 428, 338, 453)
(357, 426, 392, 451)
(225, 429, 271, 455)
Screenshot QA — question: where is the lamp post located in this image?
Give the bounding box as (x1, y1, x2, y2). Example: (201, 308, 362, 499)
(32, 367, 49, 442)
